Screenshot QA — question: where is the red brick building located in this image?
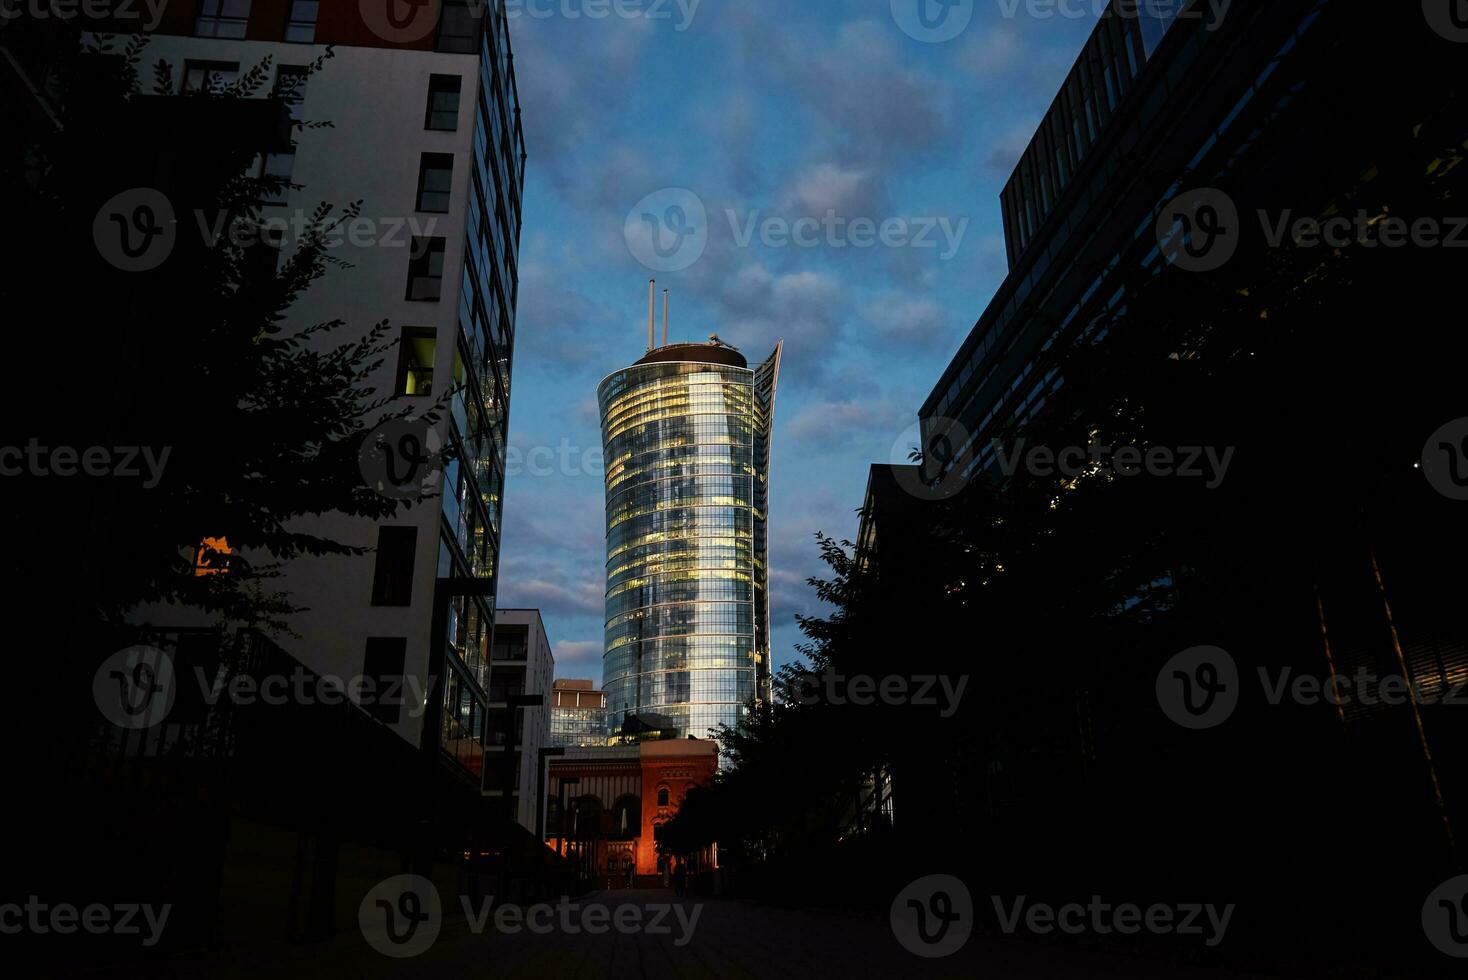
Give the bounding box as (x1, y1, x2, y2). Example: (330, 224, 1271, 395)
(546, 740, 717, 883)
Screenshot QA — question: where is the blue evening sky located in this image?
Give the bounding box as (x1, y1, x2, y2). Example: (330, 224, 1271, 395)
(496, 0, 1099, 679)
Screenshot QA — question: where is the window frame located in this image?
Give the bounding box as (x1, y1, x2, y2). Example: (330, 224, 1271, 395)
(371, 526, 419, 607)
(283, 0, 319, 43)
(406, 237, 447, 302)
(415, 153, 455, 214)
(193, 0, 252, 39)
(181, 60, 241, 94)
(426, 75, 463, 131)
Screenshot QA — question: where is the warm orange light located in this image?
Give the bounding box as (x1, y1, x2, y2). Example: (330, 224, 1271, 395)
(194, 536, 233, 577)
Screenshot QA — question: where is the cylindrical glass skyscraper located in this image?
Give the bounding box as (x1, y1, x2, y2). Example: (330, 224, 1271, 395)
(598, 339, 783, 741)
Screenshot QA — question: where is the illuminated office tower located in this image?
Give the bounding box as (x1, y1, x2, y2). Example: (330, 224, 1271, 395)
(598, 305, 782, 742)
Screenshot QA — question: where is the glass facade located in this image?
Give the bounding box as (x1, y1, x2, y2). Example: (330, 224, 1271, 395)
(549, 701, 609, 748)
(432, 6, 526, 776)
(921, 0, 1328, 487)
(998, 6, 1150, 266)
(597, 344, 782, 741)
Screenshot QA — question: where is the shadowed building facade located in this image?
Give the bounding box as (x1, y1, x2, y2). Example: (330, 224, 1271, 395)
(598, 338, 783, 741)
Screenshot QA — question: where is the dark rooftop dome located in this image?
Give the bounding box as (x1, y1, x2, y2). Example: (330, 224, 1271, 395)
(634, 339, 747, 369)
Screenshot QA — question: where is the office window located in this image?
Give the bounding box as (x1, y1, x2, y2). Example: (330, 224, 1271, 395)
(416, 154, 454, 213)
(258, 148, 296, 205)
(426, 75, 462, 131)
(182, 61, 239, 93)
(194, 0, 251, 38)
(274, 66, 309, 120)
(407, 238, 446, 301)
(255, 68, 306, 204)
(363, 637, 408, 725)
(284, 0, 318, 43)
(437, 0, 479, 54)
(396, 328, 436, 396)
(371, 526, 418, 606)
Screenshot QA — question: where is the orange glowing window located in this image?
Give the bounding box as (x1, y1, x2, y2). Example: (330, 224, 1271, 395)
(194, 537, 233, 577)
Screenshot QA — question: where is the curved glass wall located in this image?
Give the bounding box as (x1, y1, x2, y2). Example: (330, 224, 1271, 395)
(598, 347, 781, 741)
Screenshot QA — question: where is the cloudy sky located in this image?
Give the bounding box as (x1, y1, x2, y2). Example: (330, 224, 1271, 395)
(495, 0, 1098, 679)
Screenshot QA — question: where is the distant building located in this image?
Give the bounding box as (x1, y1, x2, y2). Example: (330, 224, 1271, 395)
(489, 610, 555, 833)
(549, 679, 608, 748)
(545, 740, 719, 883)
(598, 330, 783, 740)
(855, 464, 931, 579)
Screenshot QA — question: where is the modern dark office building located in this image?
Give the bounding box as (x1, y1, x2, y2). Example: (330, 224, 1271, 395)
(892, 0, 1468, 944)
(598, 329, 783, 741)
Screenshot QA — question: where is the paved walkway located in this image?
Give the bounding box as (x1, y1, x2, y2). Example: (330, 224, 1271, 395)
(105, 889, 1281, 979)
